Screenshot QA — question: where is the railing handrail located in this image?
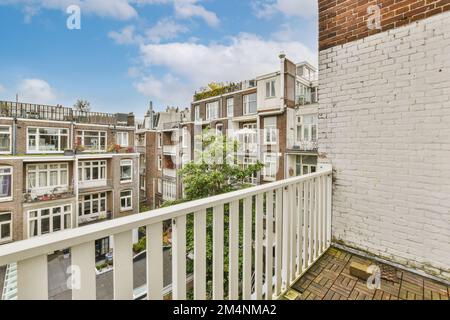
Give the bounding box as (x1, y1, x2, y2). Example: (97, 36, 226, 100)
(0, 165, 331, 266)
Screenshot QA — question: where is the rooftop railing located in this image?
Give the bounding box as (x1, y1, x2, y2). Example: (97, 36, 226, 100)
(0, 101, 133, 126)
(0, 165, 332, 300)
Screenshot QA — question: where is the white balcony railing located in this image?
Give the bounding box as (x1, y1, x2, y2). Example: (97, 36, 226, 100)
(164, 168, 177, 179)
(162, 180, 177, 201)
(0, 165, 332, 300)
(78, 179, 108, 189)
(163, 145, 176, 155)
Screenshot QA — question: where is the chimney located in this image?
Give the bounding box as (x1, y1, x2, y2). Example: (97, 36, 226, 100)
(127, 113, 135, 126)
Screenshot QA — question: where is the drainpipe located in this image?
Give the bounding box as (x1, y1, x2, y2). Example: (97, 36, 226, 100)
(12, 118, 17, 155)
(74, 156, 79, 228)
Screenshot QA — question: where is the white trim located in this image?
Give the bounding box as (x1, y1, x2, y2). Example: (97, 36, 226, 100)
(120, 190, 133, 212)
(76, 130, 107, 153)
(116, 131, 129, 148)
(78, 160, 107, 186)
(263, 152, 277, 182)
(120, 159, 133, 184)
(0, 125, 12, 154)
(25, 163, 69, 196)
(26, 126, 69, 154)
(0, 166, 13, 202)
(78, 192, 107, 221)
(0, 212, 12, 243)
(27, 204, 72, 238)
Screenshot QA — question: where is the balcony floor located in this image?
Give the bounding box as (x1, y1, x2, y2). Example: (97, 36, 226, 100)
(289, 247, 450, 300)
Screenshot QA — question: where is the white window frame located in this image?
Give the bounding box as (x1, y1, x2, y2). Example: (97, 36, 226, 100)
(78, 192, 107, 219)
(263, 153, 277, 181)
(116, 132, 129, 147)
(120, 160, 133, 183)
(206, 101, 219, 121)
(226, 98, 234, 117)
(27, 127, 69, 153)
(158, 155, 162, 171)
(76, 130, 107, 152)
(182, 127, 188, 148)
(243, 157, 258, 185)
(78, 160, 107, 183)
(28, 204, 72, 238)
(157, 179, 162, 194)
(296, 155, 317, 176)
(0, 126, 12, 154)
(120, 190, 133, 211)
(264, 117, 278, 146)
(296, 115, 318, 143)
(194, 105, 201, 122)
(0, 166, 13, 202)
(265, 80, 276, 98)
(158, 133, 162, 149)
(25, 162, 69, 194)
(243, 93, 257, 115)
(0, 212, 12, 243)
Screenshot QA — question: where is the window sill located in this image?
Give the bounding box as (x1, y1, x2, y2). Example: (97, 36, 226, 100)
(120, 180, 133, 184)
(120, 207, 133, 212)
(0, 197, 13, 203)
(263, 177, 276, 182)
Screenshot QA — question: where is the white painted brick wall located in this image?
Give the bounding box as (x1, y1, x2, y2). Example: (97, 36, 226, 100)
(319, 11, 450, 281)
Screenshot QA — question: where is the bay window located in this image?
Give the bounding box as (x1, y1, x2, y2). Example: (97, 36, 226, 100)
(0, 126, 11, 153)
(78, 192, 107, 219)
(120, 190, 133, 211)
(27, 127, 69, 153)
(243, 93, 257, 115)
(76, 130, 106, 152)
(27, 163, 68, 194)
(0, 212, 12, 242)
(206, 101, 219, 121)
(0, 166, 13, 201)
(120, 160, 133, 183)
(116, 132, 129, 147)
(28, 205, 72, 237)
(78, 161, 106, 184)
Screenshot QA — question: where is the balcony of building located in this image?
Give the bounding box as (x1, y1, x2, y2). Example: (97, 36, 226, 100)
(0, 165, 448, 300)
(22, 186, 75, 204)
(163, 168, 177, 179)
(0, 101, 134, 126)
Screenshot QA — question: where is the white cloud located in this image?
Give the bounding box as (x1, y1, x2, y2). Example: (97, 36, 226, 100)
(173, 0, 219, 27)
(134, 33, 316, 106)
(254, 0, 317, 19)
(0, 84, 5, 94)
(17, 79, 57, 104)
(146, 19, 189, 43)
(108, 25, 141, 45)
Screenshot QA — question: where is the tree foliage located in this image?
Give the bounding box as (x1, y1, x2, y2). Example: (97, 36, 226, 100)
(73, 99, 91, 112)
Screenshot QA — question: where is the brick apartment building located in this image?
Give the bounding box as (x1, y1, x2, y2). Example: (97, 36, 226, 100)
(0, 101, 139, 259)
(318, 0, 450, 280)
(137, 55, 319, 208)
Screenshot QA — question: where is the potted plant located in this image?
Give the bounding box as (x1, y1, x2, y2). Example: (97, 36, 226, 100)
(126, 146, 135, 153)
(74, 143, 86, 154)
(107, 144, 121, 153)
(64, 149, 75, 156)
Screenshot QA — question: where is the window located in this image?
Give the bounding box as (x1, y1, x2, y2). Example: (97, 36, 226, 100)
(0, 167, 12, 201)
(140, 175, 146, 191)
(120, 160, 133, 183)
(120, 190, 133, 211)
(157, 133, 162, 148)
(206, 101, 219, 121)
(243, 93, 257, 115)
(158, 156, 162, 171)
(216, 124, 223, 136)
(266, 80, 276, 98)
(296, 115, 318, 142)
(28, 127, 69, 153)
(27, 163, 68, 193)
(28, 205, 72, 237)
(194, 105, 201, 121)
(157, 179, 162, 194)
(182, 127, 188, 148)
(240, 123, 257, 154)
(263, 153, 277, 181)
(78, 161, 106, 182)
(0, 212, 12, 242)
(116, 132, 129, 147)
(227, 98, 234, 117)
(296, 82, 312, 104)
(0, 126, 11, 153)
(264, 117, 277, 145)
(78, 193, 106, 219)
(163, 181, 176, 201)
(296, 156, 317, 176)
(76, 130, 106, 152)
(243, 157, 258, 185)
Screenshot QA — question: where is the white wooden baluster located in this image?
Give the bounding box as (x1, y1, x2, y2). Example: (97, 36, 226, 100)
(254, 193, 264, 299)
(172, 217, 186, 300)
(212, 205, 224, 300)
(289, 185, 297, 284)
(322, 175, 327, 251)
(304, 180, 310, 268)
(317, 176, 323, 256)
(242, 197, 252, 300)
(265, 190, 274, 300)
(194, 209, 207, 300)
(326, 174, 332, 246)
(17, 255, 48, 300)
(147, 222, 163, 300)
(308, 179, 314, 265)
(281, 186, 291, 292)
(113, 231, 133, 300)
(274, 189, 283, 297)
(71, 241, 96, 300)
(228, 201, 239, 300)
(297, 183, 304, 276)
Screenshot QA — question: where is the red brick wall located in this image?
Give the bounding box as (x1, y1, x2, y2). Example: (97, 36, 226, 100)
(319, 0, 450, 51)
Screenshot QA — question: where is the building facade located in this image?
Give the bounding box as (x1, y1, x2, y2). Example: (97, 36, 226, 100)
(318, 0, 450, 280)
(0, 101, 139, 259)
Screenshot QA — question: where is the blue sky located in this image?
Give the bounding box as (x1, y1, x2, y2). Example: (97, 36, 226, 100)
(0, 0, 318, 116)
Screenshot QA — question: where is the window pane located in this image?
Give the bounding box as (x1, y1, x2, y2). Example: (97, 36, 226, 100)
(0, 174, 12, 198)
(1, 223, 10, 239)
(53, 215, 61, 232)
(41, 218, 50, 234)
(0, 213, 11, 222)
